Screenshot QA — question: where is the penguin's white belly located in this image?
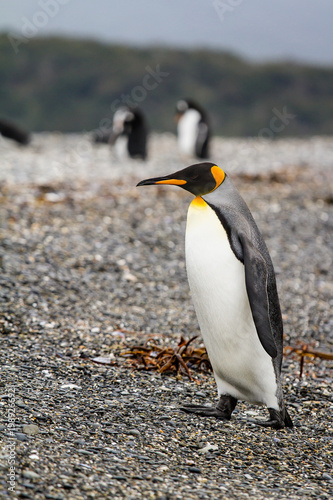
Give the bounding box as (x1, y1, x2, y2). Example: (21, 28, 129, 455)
(114, 136, 128, 159)
(185, 198, 278, 408)
(177, 109, 201, 156)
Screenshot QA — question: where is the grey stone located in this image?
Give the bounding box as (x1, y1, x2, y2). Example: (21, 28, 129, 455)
(23, 424, 39, 435)
(22, 470, 40, 480)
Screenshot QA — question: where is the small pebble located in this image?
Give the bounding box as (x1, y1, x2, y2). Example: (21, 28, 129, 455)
(127, 429, 141, 436)
(23, 424, 39, 436)
(15, 432, 30, 442)
(23, 470, 40, 480)
(199, 443, 218, 454)
(189, 467, 201, 474)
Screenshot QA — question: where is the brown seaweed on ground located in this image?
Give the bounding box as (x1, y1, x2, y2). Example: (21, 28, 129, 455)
(284, 343, 333, 378)
(120, 336, 212, 380)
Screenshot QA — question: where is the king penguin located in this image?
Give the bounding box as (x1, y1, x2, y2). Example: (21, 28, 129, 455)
(137, 162, 293, 429)
(111, 106, 148, 160)
(175, 100, 210, 159)
(0, 118, 30, 145)
(94, 106, 148, 159)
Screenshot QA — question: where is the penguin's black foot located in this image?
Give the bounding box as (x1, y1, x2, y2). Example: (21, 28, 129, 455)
(180, 395, 237, 421)
(248, 417, 285, 429)
(248, 408, 293, 430)
(181, 404, 231, 420)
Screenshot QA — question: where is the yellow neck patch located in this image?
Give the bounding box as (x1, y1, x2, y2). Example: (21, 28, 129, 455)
(190, 196, 208, 208)
(211, 165, 225, 190)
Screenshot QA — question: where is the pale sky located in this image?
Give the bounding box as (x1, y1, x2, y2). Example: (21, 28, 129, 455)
(1, 0, 333, 65)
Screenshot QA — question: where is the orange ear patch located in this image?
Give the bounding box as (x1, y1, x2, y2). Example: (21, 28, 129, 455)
(211, 166, 225, 188)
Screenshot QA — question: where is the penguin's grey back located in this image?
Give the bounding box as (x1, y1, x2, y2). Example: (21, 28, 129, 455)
(203, 175, 284, 361)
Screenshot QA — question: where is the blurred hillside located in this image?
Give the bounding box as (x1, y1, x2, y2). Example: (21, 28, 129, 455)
(1, 34, 333, 136)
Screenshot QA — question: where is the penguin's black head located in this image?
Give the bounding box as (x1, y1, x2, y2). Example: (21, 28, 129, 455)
(112, 106, 145, 137)
(175, 99, 205, 122)
(136, 162, 225, 196)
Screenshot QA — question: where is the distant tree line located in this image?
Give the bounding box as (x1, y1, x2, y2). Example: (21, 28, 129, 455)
(1, 33, 333, 137)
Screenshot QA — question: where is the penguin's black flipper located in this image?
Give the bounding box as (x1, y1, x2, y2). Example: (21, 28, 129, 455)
(239, 234, 278, 358)
(195, 122, 209, 159)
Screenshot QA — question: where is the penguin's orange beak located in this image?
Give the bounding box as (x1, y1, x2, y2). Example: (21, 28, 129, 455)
(136, 176, 186, 187)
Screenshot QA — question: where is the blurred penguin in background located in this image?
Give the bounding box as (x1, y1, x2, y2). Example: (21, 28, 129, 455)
(175, 99, 210, 159)
(110, 106, 148, 160)
(0, 118, 30, 145)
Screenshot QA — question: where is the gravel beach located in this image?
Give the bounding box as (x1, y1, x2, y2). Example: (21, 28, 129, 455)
(0, 133, 332, 499)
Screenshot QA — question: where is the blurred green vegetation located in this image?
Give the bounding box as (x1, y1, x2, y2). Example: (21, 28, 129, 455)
(1, 34, 333, 136)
